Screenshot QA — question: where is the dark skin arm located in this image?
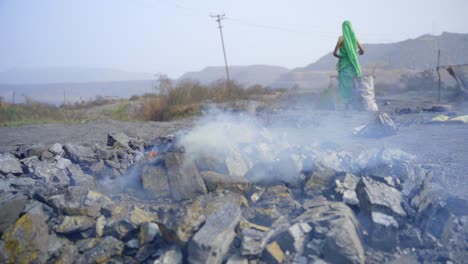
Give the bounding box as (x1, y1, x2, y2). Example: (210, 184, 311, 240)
(333, 36, 343, 58)
(357, 39, 365, 55)
(333, 36, 365, 57)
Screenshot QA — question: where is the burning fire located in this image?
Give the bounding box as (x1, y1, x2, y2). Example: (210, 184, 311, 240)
(148, 150, 158, 161)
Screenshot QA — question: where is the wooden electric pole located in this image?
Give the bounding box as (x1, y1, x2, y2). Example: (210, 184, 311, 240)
(437, 49, 441, 103)
(211, 14, 230, 82)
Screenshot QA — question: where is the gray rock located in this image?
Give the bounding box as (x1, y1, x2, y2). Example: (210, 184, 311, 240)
(67, 164, 96, 188)
(141, 165, 170, 198)
(225, 148, 249, 177)
(52, 245, 79, 264)
(369, 212, 399, 251)
(96, 215, 106, 237)
(104, 219, 137, 240)
(157, 191, 243, 243)
(125, 238, 140, 249)
(1, 211, 53, 264)
(399, 227, 423, 249)
(270, 222, 313, 254)
(200, 170, 250, 193)
(22, 200, 55, 221)
(153, 246, 183, 264)
(22, 144, 48, 158)
(0, 153, 23, 175)
(49, 143, 64, 155)
(135, 242, 158, 262)
(165, 152, 207, 200)
(63, 143, 97, 165)
(419, 202, 454, 243)
(356, 176, 406, 219)
(105, 159, 120, 169)
(241, 228, 268, 256)
(409, 169, 433, 212)
(139, 222, 160, 245)
(75, 236, 124, 264)
(95, 144, 115, 160)
(108, 132, 133, 149)
(55, 157, 72, 170)
(26, 158, 70, 185)
(0, 178, 11, 193)
(188, 203, 242, 264)
(293, 202, 365, 264)
(356, 112, 397, 138)
(49, 187, 113, 218)
(247, 185, 299, 221)
(304, 238, 325, 258)
(41, 150, 55, 161)
(226, 253, 249, 264)
(0, 193, 28, 234)
(194, 152, 229, 174)
(55, 215, 96, 234)
(90, 160, 106, 175)
(76, 238, 102, 252)
(304, 163, 339, 196)
(335, 173, 360, 206)
(365, 148, 417, 195)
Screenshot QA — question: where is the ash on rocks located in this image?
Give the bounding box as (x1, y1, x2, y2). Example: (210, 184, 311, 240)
(0, 111, 467, 264)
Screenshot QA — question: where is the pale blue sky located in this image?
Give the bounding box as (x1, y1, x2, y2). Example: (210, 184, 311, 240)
(0, 0, 467, 78)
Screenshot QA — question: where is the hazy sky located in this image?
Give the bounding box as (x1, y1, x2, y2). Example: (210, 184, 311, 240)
(1, 0, 467, 78)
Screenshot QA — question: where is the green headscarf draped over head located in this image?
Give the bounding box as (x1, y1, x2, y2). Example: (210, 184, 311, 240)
(342, 20, 362, 77)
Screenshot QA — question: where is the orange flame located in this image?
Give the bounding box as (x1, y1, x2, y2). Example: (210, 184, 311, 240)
(148, 150, 158, 161)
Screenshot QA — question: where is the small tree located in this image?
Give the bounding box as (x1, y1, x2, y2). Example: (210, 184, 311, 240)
(158, 74, 173, 96)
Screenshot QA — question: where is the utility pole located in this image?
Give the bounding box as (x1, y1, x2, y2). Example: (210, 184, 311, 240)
(437, 49, 441, 103)
(211, 13, 230, 82)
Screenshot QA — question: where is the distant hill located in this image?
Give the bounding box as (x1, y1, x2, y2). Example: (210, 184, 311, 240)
(301, 32, 468, 71)
(0, 80, 154, 105)
(178, 65, 289, 87)
(274, 32, 468, 90)
(0, 67, 154, 84)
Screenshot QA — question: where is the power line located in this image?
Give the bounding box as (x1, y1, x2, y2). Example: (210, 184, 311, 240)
(211, 13, 230, 81)
(126, 0, 410, 42)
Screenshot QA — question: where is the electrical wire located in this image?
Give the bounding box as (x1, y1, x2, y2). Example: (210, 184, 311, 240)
(126, 0, 415, 42)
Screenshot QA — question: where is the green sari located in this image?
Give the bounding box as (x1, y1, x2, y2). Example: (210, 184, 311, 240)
(337, 21, 362, 102)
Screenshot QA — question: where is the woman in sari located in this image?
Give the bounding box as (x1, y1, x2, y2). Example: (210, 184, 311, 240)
(333, 21, 365, 107)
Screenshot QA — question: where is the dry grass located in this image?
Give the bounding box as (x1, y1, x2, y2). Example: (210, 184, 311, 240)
(0, 80, 277, 126)
(141, 80, 273, 121)
(0, 100, 85, 126)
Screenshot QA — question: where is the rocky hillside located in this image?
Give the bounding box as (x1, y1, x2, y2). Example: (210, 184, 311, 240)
(274, 32, 468, 90)
(178, 65, 289, 87)
(302, 32, 468, 71)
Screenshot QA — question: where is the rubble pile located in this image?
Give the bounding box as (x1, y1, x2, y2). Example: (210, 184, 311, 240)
(0, 131, 467, 264)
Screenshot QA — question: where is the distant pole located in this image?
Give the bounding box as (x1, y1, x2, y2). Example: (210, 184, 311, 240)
(63, 89, 66, 105)
(211, 14, 230, 82)
(12, 91, 15, 104)
(437, 49, 441, 103)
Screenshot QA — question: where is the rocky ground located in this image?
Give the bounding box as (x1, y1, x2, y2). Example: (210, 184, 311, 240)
(0, 97, 467, 264)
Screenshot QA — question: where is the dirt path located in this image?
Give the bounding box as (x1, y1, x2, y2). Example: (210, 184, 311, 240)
(0, 118, 193, 149)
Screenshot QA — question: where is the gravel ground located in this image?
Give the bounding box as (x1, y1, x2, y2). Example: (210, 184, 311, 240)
(1, 100, 467, 198)
(0, 118, 193, 149)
